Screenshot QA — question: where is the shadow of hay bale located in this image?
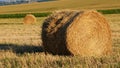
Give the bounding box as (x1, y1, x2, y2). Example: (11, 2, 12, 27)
(0, 44, 44, 54)
(42, 10, 112, 57)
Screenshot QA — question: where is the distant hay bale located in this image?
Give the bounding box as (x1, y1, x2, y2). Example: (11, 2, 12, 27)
(42, 10, 112, 57)
(23, 14, 36, 24)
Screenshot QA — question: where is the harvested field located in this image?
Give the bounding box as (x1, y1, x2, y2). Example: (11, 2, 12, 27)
(0, 0, 120, 14)
(0, 14, 119, 67)
(0, 17, 45, 45)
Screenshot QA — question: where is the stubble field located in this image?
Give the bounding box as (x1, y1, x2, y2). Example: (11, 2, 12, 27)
(0, 0, 120, 67)
(0, 0, 120, 14)
(0, 14, 119, 68)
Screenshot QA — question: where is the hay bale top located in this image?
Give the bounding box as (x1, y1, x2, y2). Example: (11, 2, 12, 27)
(23, 14, 36, 24)
(44, 10, 97, 34)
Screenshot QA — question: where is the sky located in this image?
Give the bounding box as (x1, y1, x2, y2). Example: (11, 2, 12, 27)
(0, 0, 19, 1)
(0, 0, 36, 1)
(0, 0, 4, 1)
(0, 0, 25, 1)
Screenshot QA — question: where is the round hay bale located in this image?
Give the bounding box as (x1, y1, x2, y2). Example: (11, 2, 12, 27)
(42, 10, 112, 57)
(23, 14, 36, 24)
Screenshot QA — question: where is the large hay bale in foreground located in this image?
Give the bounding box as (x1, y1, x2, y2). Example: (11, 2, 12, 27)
(42, 10, 112, 57)
(23, 14, 36, 24)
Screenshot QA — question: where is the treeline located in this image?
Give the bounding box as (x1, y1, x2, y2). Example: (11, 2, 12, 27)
(0, 12, 51, 18)
(98, 9, 120, 14)
(0, 9, 120, 18)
